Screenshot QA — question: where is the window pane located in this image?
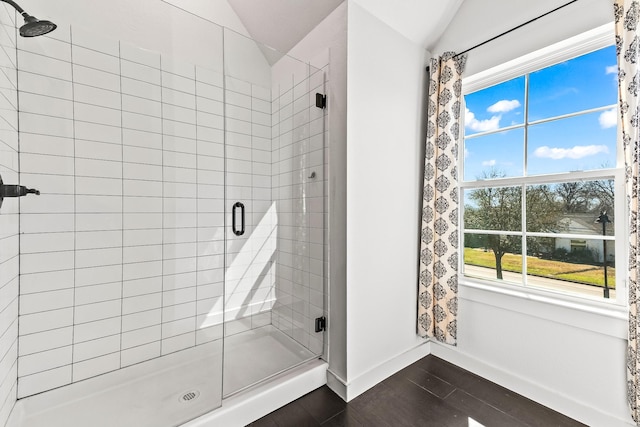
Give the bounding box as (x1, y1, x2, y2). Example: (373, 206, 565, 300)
(526, 181, 615, 235)
(464, 76, 525, 136)
(464, 128, 524, 180)
(464, 234, 522, 284)
(528, 45, 617, 121)
(526, 236, 615, 299)
(464, 186, 522, 231)
(527, 111, 616, 175)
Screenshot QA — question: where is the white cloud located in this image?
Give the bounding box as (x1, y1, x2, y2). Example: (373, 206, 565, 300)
(534, 145, 609, 160)
(465, 108, 501, 132)
(598, 109, 617, 129)
(605, 65, 618, 75)
(465, 100, 521, 132)
(482, 160, 496, 166)
(487, 99, 521, 113)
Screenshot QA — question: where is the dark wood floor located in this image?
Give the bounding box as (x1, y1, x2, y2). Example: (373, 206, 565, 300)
(249, 355, 585, 427)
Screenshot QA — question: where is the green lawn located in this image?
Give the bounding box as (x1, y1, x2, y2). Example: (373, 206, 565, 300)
(464, 248, 615, 288)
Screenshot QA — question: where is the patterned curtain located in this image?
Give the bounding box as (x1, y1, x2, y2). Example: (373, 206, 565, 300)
(616, 0, 640, 422)
(418, 52, 466, 345)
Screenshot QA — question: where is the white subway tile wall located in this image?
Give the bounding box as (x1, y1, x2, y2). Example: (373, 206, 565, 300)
(0, 4, 18, 424)
(14, 23, 326, 399)
(271, 65, 327, 355)
(15, 27, 226, 398)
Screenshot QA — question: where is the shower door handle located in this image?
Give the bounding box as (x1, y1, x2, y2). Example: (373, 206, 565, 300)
(232, 202, 245, 236)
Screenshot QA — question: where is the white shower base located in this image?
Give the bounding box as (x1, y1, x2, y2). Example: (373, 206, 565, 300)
(224, 325, 317, 396)
(12, 325, 323, 427)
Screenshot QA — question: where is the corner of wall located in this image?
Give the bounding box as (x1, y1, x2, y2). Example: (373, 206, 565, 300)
(0, 4, 19, 426)
(431, 336, 634, 426)
(344, 0, 433, 385)
(328, 341, 431, 402)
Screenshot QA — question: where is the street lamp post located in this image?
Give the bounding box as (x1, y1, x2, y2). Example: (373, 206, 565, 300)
(595, 211, 611, 299)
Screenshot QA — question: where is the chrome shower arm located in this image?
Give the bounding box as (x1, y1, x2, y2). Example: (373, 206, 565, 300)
(0, 0, 25, 15)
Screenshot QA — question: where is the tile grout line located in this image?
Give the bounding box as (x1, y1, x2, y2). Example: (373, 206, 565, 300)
(194, 63, 198, 349)
(69, 24, 77, 386)
(160, 54, 165, 358)
(118, 38, 124, 371)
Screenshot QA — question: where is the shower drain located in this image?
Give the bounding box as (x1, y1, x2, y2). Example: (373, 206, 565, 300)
(178, 390, 200, 403)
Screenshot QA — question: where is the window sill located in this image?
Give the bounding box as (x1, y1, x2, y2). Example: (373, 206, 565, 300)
(459, 275, 628, 340)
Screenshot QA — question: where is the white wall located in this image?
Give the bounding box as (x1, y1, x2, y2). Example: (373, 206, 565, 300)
(0, 5, 18, 425)
(344, 1, 430, 398)
(26, 0, 238, 72)
(434, 285, 630, 426)
(431, 0, 613, 75)
(431, 0, 633, 425)
(162, 0, 250, 37)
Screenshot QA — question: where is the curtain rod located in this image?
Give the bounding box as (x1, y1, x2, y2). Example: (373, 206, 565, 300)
(453, 0, 579, 58)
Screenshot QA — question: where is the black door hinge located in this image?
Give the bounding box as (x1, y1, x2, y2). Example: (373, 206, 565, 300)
(315, 93, 327, 109)
(315, 316, 326, 332)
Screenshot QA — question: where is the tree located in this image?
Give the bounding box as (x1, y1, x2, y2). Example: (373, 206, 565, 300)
(555, 182, 589, 213)
(588, 163, 616, 219)
(526, 184, 564, 255)
(554, 179, 614, 217)
(465, 184, 521, 279)
(554, 178, 615, 234)
(584, 179, 615, 229)
(464, 169, 563, 279)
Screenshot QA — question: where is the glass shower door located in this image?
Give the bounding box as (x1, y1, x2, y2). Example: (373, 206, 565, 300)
(13, 2, 228, 424)
(222, 28, 327, 396)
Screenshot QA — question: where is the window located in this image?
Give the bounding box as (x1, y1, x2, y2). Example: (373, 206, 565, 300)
(460, 27, 623, 303)
(570, 240, 587, 252)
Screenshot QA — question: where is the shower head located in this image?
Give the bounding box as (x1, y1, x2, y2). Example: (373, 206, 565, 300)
(0, 0, 56, 37)
(19, 13, 56, 37)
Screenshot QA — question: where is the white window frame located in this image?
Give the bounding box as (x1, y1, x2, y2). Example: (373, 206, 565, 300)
(459, 23, 628, 309)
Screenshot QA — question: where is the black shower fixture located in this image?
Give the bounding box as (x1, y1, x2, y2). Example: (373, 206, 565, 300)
(0, 173, 39, 211)
(1, 0, 56, 37)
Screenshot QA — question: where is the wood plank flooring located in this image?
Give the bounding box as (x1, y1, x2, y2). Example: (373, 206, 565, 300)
(249, 355, 585, 426)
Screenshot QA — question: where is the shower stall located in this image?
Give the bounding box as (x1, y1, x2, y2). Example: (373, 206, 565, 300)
(0, 1, 328, 425)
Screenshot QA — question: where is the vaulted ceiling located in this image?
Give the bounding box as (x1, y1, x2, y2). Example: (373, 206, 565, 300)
(227, 0, 465, 54)
(351, 0, 464, 49)
(227, 0, 345, 54)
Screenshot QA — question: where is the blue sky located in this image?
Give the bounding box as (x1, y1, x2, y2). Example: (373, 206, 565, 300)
(463, 45, 618, 181)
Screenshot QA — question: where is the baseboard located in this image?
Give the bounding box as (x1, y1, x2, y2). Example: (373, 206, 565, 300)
(184, 359, 328, 427)
(326, 369, 347, 401)
(327, 341, 431, 402)
(431, 341, 634, 427)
